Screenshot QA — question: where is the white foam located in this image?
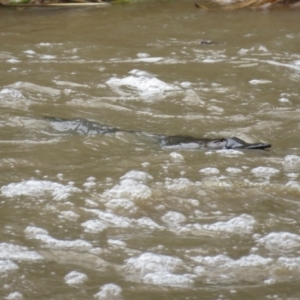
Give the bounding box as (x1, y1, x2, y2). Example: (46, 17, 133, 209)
(165, 178, 198, 193)
(123, 252, 190, 287)
(180, 82, 192, 88)
(7, 82, 60, 97)
(0, 243, 43, 261)
(124, 252, 185, 277)
(83, 209, 133, 229)
(203, 214, 255, 234)
(279, 97, 290, 103)
(206, 149, 243, 156)
(0, 88, 24, 99)
(249, 79, 272, 85)
(274, 257, 300, 274)
(93, 283, 123, 300)
(143, 271, 193, 288)
(169, 152, 184, 161)
(199, 167, 220, 175)
(192, 254, 273, 283)
(4, 292, 23, 300)
(103, 179, 151, 201)
(107, 239, 127, 248)
(192, 254, 232, 266)
(161, 211, 187, 225)
(64, 271, 88, 286)
(105, 199, 137, 215)
(182, 89, 205, 105)
(187, 214, 256, 235)
(283, 155, 300, 174)
(284, 155, 300, 165)
(226, 167, 243, 174)
(7, 59, 20, 64)
(0, 260, 19, 272)
(59, 211, 80, 221)
(1, 180, 81, 201)
(0, 88, 29, 109)
(81, 219, 108, 233)
(136, 217, 162, 230)
(106, 70, 180, 98)
(23, 50, 36, 55)
(251, 167, 280, 176)
(137, 53, 150, 58)
(255, 232, 300, 253)
(25, 226, 92, 251)
(120, 170, 153, 183)
(37, 42, 51, 47)
(40, 55, 56, 60)
(285, 181, 300, 190)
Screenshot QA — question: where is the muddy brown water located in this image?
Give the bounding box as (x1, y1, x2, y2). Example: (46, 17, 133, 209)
(1, 3, 300, 300)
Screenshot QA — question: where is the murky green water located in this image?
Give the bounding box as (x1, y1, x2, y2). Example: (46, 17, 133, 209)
(1, 3, 300, 299)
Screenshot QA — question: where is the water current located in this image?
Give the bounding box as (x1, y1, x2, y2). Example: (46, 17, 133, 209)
(0, 3, 300, 299)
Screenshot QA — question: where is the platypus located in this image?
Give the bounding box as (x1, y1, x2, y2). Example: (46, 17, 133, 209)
(45, 117, 271, 150)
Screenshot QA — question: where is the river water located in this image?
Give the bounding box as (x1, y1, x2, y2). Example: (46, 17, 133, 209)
(1, 3, 300, 299)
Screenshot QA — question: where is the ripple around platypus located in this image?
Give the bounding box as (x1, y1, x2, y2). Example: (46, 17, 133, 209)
(44, 117, 271, 151)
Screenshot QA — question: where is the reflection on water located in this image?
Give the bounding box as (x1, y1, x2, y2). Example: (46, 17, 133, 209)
(1, 3, 300, 299)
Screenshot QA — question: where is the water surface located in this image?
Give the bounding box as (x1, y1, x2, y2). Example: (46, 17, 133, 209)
(1, 3, 300, 299)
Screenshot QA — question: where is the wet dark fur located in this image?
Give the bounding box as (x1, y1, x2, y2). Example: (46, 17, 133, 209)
(45, 117, 271, 150)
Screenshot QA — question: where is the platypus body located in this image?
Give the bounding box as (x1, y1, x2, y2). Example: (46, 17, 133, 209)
(46, 117, 271, 151)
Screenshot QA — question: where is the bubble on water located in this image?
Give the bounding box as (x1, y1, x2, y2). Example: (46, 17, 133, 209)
(7, 59, 20, 64)
(263, 278, 277, 285)
(137, 53, 150, 58)
(0, 88, 24, 99)
(169, 152, 184, 161)
(64, 271, 88, 286)
(59, 211, 80, 222)
(81, 219, 108, 233)
(25, 226, 92, 251)
(4, 292, 23, 300)
(93, 283, 123, 300)
(273, 257, 300, 275)
(199, 167, 220, 175)
(107, 239, 127, 248)
(1, 180, 81, 201)
(251, 167, 280, 177)
(83, 209, 133, 229)
(105, 198, 137, 215)
(226, 167, 243, 174)
(123, 252, 191, 287)
(103, 178, 152, 201)
(143, 271, 193, 288)
(286, 181, 300, 191)
(7, 82, 60, 97)
(186, 214, 256, 236)
(23, 50, 36, 55)
(161, 211, 187, 225)
(279, 97, 290, 103)
(120, 170, 153, 182)
(249, 79, 272, 85)
(0, 243, 43, 262)
(203, 214, 255, 234)
(165, 177, 198, 193)
(206, 149, 243, 156)
(191, 254, 273, 283)
(106, 69, 180, 99)
(180, 81, 192, 88)
(136, 217, 162, 230)
(0, 260, 19, 273)
(255, 232, 300, 254)
(283, 155, 300, 173)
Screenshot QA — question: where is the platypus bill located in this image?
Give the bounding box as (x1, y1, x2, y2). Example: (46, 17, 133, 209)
(45, 117, 271, 151)
(158, 135, 271, 150)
